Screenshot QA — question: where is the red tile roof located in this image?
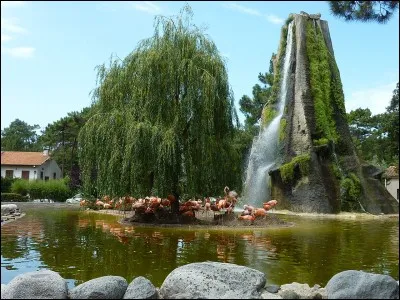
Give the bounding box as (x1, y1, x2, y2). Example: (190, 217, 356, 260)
(1, 151, 51, 166)
(383, 166, 399, 179)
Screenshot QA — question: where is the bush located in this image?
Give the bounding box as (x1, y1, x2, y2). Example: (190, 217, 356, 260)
(10, 179, 30, 196)
(1, 193, 29, 202)
(1, 177, 16, 193)
(29, 179, 70, 202)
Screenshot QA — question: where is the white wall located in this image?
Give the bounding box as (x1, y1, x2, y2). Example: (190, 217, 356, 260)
(385, 178, 399, 201)
(1, 159, 62, 180)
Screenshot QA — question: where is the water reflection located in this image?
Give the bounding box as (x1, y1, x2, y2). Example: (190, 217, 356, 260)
(1, 209, 398, 288)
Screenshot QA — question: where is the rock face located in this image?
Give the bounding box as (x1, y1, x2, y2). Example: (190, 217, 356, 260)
(1, 270, 68, 299)
(159, 261, 266, 299)
(325, 270, 399, 299)
(262, 13, 399, 214)
(69, 276, 128, 299)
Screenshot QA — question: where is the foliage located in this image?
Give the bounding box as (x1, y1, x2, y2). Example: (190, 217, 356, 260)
(39, 107, 93, 191)
(347, 83, 399, 166)
(261, 106, 277, 128)
(78, 5, 241, 199)
(10, 179, 30, 196)
(305, 20, 338, 143)
(27, 179, 70, 202)
(285, 14, 294, 26)
(328, 1, 399, 24)
(279, 154, 311, 183)
(313, 138, 330, 146)
(1, 176, 16, 193)
(239, 53, 275, 132)
(1, 193, 29, 202)
(279, 118, 287, 142)
(1, 119, 41, 151)
(340, 172, 362, 212)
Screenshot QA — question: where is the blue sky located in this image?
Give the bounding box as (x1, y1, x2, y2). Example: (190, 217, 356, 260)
(1, 1, 399, 132)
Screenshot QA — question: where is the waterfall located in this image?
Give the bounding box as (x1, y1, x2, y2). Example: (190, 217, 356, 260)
(242, 22, 294, 207)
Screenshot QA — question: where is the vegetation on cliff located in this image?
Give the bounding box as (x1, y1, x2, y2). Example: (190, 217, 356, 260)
(305, 20, 338, 143)
(340, 172, 362, 212)
(279, 154, 311, 183)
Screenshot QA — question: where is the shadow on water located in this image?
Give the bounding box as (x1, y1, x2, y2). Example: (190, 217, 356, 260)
(1, 205, 398, 288)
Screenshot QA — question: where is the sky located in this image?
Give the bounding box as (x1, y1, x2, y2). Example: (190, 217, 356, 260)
(1, 1, 399, 133)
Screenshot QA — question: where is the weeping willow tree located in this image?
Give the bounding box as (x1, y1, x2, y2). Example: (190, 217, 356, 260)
(78, 5, 241, 199)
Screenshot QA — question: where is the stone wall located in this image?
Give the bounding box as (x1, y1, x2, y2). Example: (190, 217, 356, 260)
(1, 262, 399, 299)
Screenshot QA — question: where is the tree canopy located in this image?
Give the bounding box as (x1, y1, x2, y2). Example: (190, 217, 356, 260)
(347, 82, 399, 167)
(78, 5, 241, 199)
(328, 1, 399, 24)
(1, 119, 41, 151)
(39, 107, 92, 190)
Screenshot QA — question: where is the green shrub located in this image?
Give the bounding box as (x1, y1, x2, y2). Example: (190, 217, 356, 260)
(28, 179, 70, 202)
(10, 179, 30, 196)
(340, 172, 362, 211)
(279, 154, 311, 183)
(1, 193, 29, 202)
(1, 177, 16, 193)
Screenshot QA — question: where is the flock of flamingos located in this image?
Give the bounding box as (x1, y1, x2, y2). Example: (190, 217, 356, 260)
(79, 186, 278, 223)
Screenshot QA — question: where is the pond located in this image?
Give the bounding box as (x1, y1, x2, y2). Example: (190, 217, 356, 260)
(1, 205, 398, 289)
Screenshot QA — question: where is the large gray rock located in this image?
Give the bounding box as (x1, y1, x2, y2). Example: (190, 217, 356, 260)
(1, 270, 68, 299)
(159, 261, 266, 299)
(1, 204, 17, 216)
(1, 284, 7, 296)
(123, 276, 158, 299)
(69, 275, 128, 299)
(325, 270, 399, 299)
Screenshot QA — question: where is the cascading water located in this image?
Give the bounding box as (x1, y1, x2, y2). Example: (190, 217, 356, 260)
(242, 21, 294, 207)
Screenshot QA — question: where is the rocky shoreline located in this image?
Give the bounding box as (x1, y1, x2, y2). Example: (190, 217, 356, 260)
(1, 262, 399, 299)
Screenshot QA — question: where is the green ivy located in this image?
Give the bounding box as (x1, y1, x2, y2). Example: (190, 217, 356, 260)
(305, 20, 338, 143)
(279, 118, 287, 142)
(279, 154, 311, 183)
(313, 138, 329, 146)
(340, 172, 362, 211)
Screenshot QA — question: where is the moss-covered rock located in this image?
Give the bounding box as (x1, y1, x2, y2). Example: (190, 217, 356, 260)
(279, 154, 311, 183)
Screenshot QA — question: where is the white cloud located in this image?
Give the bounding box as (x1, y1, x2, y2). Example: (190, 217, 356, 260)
(1, 18, 27, 34)
(345, 82, 398, 115)
(2, 46, 35, 58)
(265, 14, 284, 25)
(223, 2, 282, 25)
(133, 1, 161, 15)
(1, 34, 12, 42)
(1, 1, 25, 8)
(224, 3, 261, 16)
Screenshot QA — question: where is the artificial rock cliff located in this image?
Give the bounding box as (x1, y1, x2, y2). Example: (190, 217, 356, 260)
(262, 13, 398, 214)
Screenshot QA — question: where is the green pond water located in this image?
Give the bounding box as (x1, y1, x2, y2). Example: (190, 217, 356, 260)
(1, 205, 398, 289)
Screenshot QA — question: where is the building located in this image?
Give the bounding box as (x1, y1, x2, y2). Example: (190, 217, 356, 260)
(1, 150, 62, 181)
(382, 166, 399, 202)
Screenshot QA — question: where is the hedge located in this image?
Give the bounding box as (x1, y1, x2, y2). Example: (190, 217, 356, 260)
(1, 193, 29, 202)
(10, 178, 71, 202)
